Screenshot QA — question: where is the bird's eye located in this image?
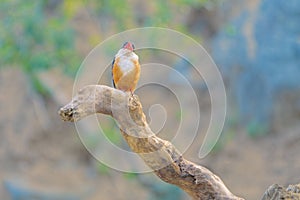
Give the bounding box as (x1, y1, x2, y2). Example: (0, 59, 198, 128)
(122, 42, 128, 48)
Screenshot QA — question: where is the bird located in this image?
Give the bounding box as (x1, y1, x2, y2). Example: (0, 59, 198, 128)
(112, 42, 141, 95)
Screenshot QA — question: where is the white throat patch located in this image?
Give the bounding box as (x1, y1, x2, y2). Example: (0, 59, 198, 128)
(116, 49, 139, 74)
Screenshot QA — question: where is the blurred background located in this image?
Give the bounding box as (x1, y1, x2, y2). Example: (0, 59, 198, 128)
(1, 0, 300, 199)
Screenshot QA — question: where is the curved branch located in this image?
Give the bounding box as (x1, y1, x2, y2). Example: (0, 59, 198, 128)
(59, 85, 243, 200)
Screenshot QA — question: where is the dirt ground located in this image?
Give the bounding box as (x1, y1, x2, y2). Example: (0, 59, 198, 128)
(1, 66, 299, 200)
(202, 126, 300, 199)
(0, 68, 150, 200)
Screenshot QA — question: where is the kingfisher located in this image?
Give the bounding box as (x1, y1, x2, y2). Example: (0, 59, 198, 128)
(112, 42, 140, 95)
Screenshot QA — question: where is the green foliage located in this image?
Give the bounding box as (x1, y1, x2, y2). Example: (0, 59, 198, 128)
(173, 0, 219, 7)
(123, 172, 138, 180)
(92, 0, 220, 32)
(82, 131, 102, 150)
(97, 0, 134, 30)
(96, 162, 111, 175)
(30, 74, 49, 95)
(148, 0, 172, 27)
(102, 120, 122, 145)
(225, 24, 238, 36)
(146, 180, 183, 200)
(210, 116, 238, 153)
(0, 0, 80, 93)
(0, 0, 222, 94)
(211, 128, 236, 153)
(175, 109, 183, 121)
(246, 122, 267, 137)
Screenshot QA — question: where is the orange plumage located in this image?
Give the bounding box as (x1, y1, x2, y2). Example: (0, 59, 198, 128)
(112, 42, 140, 94)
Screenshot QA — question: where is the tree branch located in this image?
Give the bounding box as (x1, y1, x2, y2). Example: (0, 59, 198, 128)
(58, 85, 243, 199)
(261, 184, 300, 200)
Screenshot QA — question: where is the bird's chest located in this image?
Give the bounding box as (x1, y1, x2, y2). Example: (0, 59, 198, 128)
(117, 56, 135, 75)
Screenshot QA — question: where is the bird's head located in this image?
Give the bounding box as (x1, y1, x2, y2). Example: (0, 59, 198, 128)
(122, 42, 135, 52)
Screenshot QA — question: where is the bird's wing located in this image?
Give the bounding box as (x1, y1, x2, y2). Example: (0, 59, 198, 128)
(111, 57, 116, 88)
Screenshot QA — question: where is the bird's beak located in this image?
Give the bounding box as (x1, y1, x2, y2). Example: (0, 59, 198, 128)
(123, 42, 134, 51)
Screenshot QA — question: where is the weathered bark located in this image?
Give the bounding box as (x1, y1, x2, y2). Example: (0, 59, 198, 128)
(261, 184, 300, 200)
(58, 85, 299, 200)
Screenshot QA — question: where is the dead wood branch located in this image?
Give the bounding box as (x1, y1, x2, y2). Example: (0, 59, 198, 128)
(58, 85, 244, 199)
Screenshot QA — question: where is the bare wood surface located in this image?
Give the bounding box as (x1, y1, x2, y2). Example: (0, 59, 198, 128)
(261, 184, 300, 200)
(58, 85, 299, 200)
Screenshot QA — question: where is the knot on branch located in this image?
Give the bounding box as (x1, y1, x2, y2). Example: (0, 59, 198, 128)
(58, 104, 77, 122)
(128, 95, 141, 111)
